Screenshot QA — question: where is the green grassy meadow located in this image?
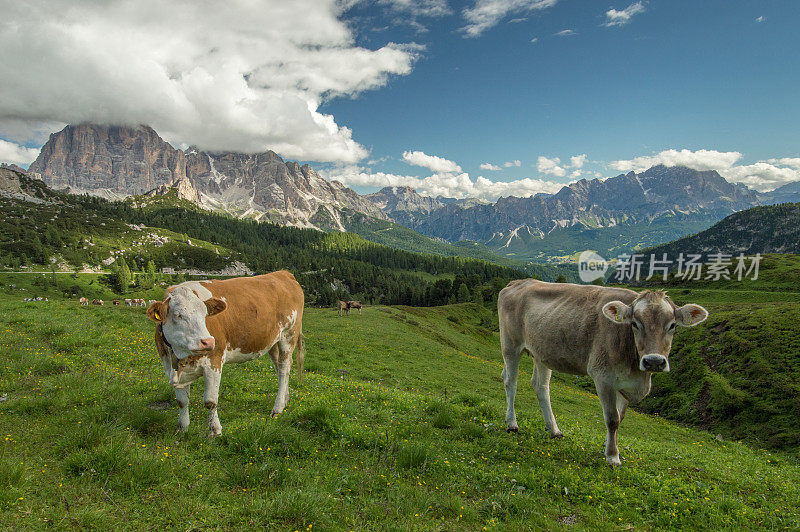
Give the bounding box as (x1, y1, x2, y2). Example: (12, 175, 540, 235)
(1, 292, 798, 530)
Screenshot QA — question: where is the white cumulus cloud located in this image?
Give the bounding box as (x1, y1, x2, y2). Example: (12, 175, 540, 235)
(537, 154, 586, 177)
(603, 1, 646, 27)
(0, 0, 421, 163)
(461, 0, 558, 38)
(0, 139, 40, 166)
(503, 159, 522, 167)
(537, 156, 566, 176)
(324, 165, 564, 200)
(402, 150, 463, 173)
(480, 162, 502, 171)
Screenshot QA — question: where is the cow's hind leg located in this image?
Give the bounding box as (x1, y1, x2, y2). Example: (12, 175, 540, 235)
(501, 338, 524, 433)
(203, 366, 223, 437)
(174, 384, 190, 432)
(270, 338, 295, 417)
(532, 359, 562, 438)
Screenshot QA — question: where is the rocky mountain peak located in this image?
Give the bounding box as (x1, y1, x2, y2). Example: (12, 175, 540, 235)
(27, 123, 387, 229)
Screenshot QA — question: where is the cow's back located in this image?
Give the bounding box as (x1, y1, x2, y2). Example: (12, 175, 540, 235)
(186, 271, 304, 355)
(499, 279, 637, 375)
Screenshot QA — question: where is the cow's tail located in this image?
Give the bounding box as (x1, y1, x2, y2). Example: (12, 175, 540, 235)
(295, 332, 305, 386)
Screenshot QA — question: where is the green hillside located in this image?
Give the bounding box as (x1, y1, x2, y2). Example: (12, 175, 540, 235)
(491, 212, 722, 263)
(645, 202, 800, 257)
(0, 190, 237, 274)
(331, 209, 576, 280)
(1, 295, 798, 529)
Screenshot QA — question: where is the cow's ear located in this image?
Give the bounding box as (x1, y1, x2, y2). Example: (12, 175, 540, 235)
(205, 297, 227, 317)
(676, 304, 708, 327)
(147, 300, 168, 322)
(602, 300, 631, 324)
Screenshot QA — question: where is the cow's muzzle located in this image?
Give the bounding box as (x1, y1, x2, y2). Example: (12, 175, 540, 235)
(191, 337, 215, 354)
(640, 354, 669, 373)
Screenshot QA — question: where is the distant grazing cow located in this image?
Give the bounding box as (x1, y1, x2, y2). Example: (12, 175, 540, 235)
(113, 299, 121, 306)
(337, 300, 349, 316)
(347, 301, 362, 315)
(498, 280, 708, 466)
(79, 297, 89, 306)
(124, 299, 132, 306)
(92, 299, 104, 306)
(147, 270, 305, 435)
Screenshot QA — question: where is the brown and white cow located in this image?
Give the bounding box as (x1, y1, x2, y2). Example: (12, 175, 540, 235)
(113, 299, 121, 306)
(92, 299, 104, 306)
(147, 270, 305, 436)
(498, 280, 707, 466)
(79, 297, 88, 306)
(337, 300, 349, 316)
(347, 300, 362, 315)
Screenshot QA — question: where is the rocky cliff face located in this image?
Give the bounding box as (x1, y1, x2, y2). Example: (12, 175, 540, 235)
(28, 123, 387, 229)
(28, 124, 185, 194)
(367, 165, 761, 245)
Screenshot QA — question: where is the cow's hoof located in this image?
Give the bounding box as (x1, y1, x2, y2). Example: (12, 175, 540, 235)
(271, 408, 283, 418)
(208, 429, 222, 438)
(605, 456, 622, 467)
(506, 426, 519, 434)
(550, 431, 564, 439)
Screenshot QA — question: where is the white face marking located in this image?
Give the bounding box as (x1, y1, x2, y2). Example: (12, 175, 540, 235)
(162, 285, 214, 359)
(180, 281, 213, 301)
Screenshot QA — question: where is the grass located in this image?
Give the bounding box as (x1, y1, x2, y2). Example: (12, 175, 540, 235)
(0, 295, 798, 529)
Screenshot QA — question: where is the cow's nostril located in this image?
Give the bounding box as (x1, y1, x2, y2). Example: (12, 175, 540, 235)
(199, 338, 215, 350)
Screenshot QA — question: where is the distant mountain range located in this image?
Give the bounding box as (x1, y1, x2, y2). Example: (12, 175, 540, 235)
(364, 165, 765, 260)
(17, 123, 800, 261)
(28, 123, 386, 230)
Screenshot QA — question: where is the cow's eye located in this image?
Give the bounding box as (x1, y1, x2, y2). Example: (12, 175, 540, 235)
(631, 322, 639, 330)
(668, 322, 676, 331)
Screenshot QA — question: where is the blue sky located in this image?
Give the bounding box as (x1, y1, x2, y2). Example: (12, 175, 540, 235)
(1, 0, 798, 199)
(320, 0, 800, 197)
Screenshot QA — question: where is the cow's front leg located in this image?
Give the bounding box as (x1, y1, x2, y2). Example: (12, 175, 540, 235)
(596, 382, 621, 466)
(270, 341, 293, 416)
(203, 365, 223, 437)
(174, 384, 190, 432)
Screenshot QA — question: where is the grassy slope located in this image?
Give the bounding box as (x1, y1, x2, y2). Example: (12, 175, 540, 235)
(1, 296, 797, 530)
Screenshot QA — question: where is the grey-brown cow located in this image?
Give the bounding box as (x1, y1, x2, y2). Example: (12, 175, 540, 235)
(498, 280, 708, 466)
